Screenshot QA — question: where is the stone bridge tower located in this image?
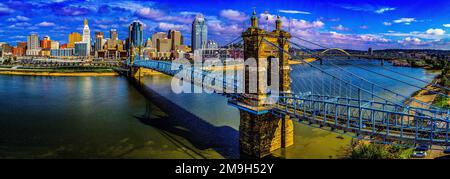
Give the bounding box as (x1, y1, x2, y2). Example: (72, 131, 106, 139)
(235, 10, 294, 158)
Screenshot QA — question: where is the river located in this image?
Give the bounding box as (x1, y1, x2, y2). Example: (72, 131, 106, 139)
(0, 59, 439, 159)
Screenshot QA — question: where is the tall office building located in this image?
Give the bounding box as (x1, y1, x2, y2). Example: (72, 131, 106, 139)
(74, 42, 88, 57)
(40, 36, 51, 50)
(51, 41, 59, 50)
(128, 21, 143, 54)
(110, 29, 118, 40)
(151, 32, 167, 49)
(168, 30, 183, 51)
(68, 32, 82, 48)
(82, 18, 91, 56)
(191, 14, 207, 52)
(15, 42, 27, 57)
(26, 33, 41, 56)
(94, 31, 104, 51)
(17, 42, 27, 49)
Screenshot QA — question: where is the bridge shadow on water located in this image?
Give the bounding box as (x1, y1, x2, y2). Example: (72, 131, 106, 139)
(129, 78, 241, 159)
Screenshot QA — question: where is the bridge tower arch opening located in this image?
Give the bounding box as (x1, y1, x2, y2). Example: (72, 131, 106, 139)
(234, 11, 294, 158)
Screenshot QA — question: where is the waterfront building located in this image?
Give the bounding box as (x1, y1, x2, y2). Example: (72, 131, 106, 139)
(26, 33, 41, 56)
(94, 31, 104, 52)
(156, 38, 172, 58)
(82, 18, 91, 56)
(50, 49, 59, 57)
(191, 14, 207, 52)
(128, 21, 143, 52)
(60, 44, 68, 49)
(168, 29, 183, 51)
(12, 47, 25, 57)
(96, 33, 127, 60)
(17, 42, 27, 49)
(74, 42, 88, 57)
(110, 29, 118, 41)
(59, 48, 74, 57)
(151, 32, 167, 49)
(51, 41, 59, 50)
(145, 38, 152, 48)
(68, 32, 82, 48)
(206, 40, 218, 49)
(203, 40, 219, 58)
(40, 36, 51, 50)
(368, 48, 373, 56)
(40, 50, 50, 57)
(1, 43, 13, 57)
(14, 42, 27, 57)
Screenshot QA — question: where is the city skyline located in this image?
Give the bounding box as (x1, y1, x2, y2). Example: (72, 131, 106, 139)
(1, 0, 450, 50)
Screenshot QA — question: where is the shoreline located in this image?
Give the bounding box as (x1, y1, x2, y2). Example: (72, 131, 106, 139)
(0, 68, 119, 77)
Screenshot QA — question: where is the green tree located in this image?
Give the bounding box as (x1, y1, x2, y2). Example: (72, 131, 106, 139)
(346, 143, 413, 159)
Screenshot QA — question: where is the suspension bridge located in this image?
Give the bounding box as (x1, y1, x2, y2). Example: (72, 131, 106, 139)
(126, 11, 450, 158)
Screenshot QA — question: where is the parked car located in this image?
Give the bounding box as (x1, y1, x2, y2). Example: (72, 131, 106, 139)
(444, 149, 450, 154)
(411, 151, 427, 158)
(415, 145, 429, 151)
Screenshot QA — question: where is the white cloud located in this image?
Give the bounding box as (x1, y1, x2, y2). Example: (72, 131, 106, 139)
(425, 28, 445, 36)
(443, 24, 450, 28)
(37, 21, 56, 27)
(220, 9, 247, 22)
(279, 10, 311, 15)
(208, 21, 243, 35)
(375, 7, 396, 14)
(16, 16, 30, 21)
(383, 22, 392, 26)
(0, 3, 14, 14)
(384, 29, 448, 40)
(158, 22, 189, 31)
(7, 16, 30, 22)
(291, 19, 325, 29)
(259, 13, 324, 30)
(136, 8, 192, 24)
(179, 11, 200, 16)
(332, 25, 350, 31)
(393, 18, 416, 24)
(136, 8, 164, 19)
(398, 37, 423, 45)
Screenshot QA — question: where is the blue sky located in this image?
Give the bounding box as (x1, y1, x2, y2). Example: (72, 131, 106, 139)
(1, 0, 450, 50)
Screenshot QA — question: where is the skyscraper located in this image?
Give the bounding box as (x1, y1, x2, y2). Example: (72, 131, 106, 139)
(82, 18, 91, 56)
(68, 32, 82, 48)
(191, 14, 207, 52)
(75, 42, 88, 57)
(26, 33, 41, 56)
(151, 32, 167, 49)
(40, 36, 51, 50)
(168, 30, 183, 51)
(94, 31, 104, 52)
(128, 21, 143, 54)
(110, 29, 118, 40)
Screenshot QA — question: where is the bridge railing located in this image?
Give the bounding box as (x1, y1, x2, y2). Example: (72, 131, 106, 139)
(275, 95, 450, 146)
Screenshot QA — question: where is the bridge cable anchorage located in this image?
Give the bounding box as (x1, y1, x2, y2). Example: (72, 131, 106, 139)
(288, 40, 439, 110)
(289, 35, 450, 101)
(262, 36, 448, 118)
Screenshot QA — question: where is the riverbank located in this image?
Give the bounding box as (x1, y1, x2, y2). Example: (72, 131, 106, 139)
(404, 69, 448, 159)
(0, 68, 119, 77)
